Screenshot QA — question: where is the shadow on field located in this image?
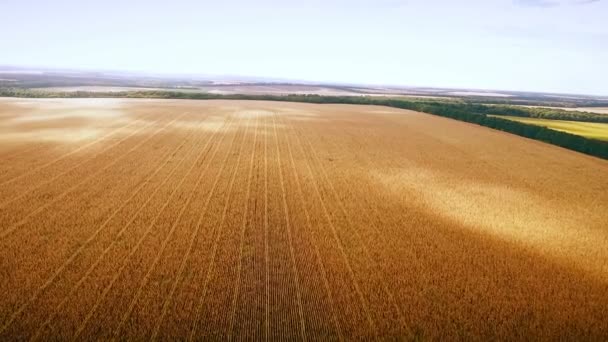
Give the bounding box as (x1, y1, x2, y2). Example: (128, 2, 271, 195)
(367, 188, 608, 340)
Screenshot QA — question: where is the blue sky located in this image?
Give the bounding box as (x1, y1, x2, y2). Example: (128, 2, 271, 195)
(1, 0, 606, 95)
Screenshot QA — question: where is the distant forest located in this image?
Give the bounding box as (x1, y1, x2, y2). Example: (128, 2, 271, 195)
(1, 88, 607, 160)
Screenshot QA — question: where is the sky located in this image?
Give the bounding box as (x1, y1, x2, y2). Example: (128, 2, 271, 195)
(0, 0, 607, 95)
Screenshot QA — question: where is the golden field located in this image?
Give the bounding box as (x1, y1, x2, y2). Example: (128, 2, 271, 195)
(0, 98, 607, 340)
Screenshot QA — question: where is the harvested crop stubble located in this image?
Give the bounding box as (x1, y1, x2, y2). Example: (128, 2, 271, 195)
(1, 98, 607, 340)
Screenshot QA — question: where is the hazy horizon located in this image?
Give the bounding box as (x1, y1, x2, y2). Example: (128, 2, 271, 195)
(1, 0, 607, 95)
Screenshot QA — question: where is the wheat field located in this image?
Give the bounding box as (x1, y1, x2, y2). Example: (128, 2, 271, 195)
(1, 98, 607, 340)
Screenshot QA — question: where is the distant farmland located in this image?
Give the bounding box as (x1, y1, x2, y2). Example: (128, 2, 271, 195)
(523, 106, 608, 115)
(1, 99, 607, 340)
(491, 115, 608, 141)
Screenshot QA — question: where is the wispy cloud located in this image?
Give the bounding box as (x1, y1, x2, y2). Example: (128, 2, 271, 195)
(515, 0, 600, 7)
(515, 0, 558, 7)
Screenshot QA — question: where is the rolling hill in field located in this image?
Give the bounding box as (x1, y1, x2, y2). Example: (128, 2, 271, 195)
(0, 98, 607, 340)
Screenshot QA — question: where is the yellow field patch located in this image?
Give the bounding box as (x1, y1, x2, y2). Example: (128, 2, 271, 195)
(492, 115, 608, 141)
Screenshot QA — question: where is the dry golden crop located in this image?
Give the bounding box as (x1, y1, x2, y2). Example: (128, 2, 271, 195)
(1, 98, 607, 340)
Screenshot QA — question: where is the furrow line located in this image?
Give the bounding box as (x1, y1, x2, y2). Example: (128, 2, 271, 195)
(0, 118, 147, 209)
(281, 116, 344, 341)
(0, 118, 162, 240)
(149, 117, 237, 341)
(26, 118, 203, 342)
(188, 115, 250, 342)
(110, 115, 228, 340)
(227, 113, 259, 340)
(0, 112, 190, 335)
(290, 118, 378, 335)
(272, 114, 307, 341)
(0, 115, 141, 187)
(71, 113, 212, 340)
(29, 129, 198, 340)
(264, 114, 270, 342)
(300, 125, 408, 333)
